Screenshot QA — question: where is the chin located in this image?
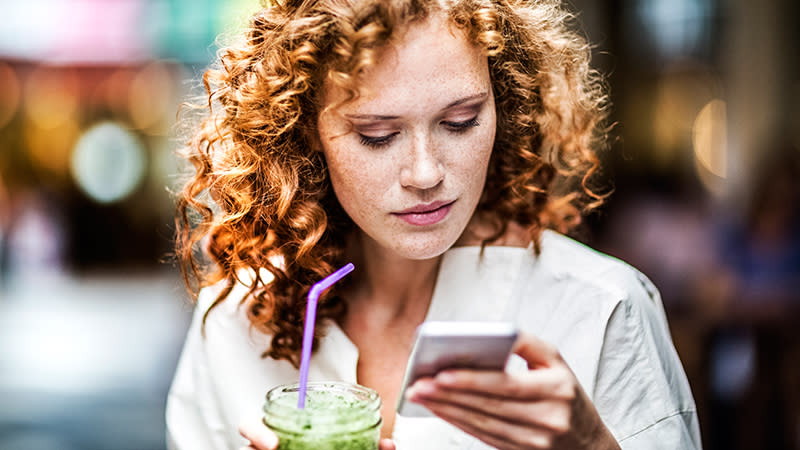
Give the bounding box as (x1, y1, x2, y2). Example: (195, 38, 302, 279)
(387, 232, 460, 260)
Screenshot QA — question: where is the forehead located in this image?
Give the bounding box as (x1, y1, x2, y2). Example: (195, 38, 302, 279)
(322, 14, 490, 115)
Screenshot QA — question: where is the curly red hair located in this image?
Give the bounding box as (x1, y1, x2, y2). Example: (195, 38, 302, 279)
(175, 0, 609, 367)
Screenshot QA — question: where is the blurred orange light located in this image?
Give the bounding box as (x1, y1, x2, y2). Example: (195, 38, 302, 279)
(128, 62, 175, 134)
(0, 63, 21, 129)
(23, 67, 81, 131)
(103, 69, 135, 120)
(24, 118, 80, 176)
(650, 67, 722, 169)
(692, 99, 728, 194)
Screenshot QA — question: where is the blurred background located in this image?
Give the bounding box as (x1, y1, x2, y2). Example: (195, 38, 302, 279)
(0, 0, 797, 449)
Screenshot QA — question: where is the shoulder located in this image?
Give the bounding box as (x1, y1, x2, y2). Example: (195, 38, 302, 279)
(535, 231, 673, 371)
(536, 233, 677, 360)
(166, 277, 259, 449)
(442, 232, 701, 446)
(495, 232, 675, 397)
(188, 270, 293, 384)
(440, 230, 656, 321)
(536, 229, 659, 304)
(182, 272, 275, 375)
(194, 268, 278, 341)
(192, 271, 289, 379)
(196, 274, 255, 329)
(167, 273, 298, 447)
(535, 233, 702, 446)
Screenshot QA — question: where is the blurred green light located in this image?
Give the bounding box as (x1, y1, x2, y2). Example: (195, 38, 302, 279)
(70, 122, 147, 204)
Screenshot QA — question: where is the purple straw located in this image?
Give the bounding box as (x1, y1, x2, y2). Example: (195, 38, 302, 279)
(297, 262, 355, 408)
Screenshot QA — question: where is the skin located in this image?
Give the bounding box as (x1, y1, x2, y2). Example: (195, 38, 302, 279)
(405, 333, 620, 450)
(318, 25, 496, 262)
(240, 12, 620, 450)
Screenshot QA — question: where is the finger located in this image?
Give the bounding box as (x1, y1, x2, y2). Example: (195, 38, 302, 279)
(379, 438, 397, 450)
(424, 366, 572, 400)
(512, 332, 562, 369)
(421, 398, 555, 450)
(238, 419, 279, 450)
(410, 381, 571, 431)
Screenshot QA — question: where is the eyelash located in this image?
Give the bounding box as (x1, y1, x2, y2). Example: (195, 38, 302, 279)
(443, 117, 480, 131)
(358, 117, 480, 149)
(359, 132, 399, 148)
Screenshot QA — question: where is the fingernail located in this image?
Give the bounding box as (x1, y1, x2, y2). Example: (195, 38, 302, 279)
(436, 372, 456, 385)
(413, 380, 436, 396)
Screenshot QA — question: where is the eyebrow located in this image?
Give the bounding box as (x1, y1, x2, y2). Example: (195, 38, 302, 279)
(344, 92, 489, 120)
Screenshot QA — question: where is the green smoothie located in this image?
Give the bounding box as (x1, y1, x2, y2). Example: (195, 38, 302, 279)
(263, 382, 382, 450)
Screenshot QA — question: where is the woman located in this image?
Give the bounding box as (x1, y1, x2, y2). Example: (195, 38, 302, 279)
(167, 0, 701, 449)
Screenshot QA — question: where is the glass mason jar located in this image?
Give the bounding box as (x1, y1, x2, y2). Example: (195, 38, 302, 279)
(263, 381, 382, 450)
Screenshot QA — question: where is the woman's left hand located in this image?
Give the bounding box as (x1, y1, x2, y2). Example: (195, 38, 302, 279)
(405, 332, 620, 450)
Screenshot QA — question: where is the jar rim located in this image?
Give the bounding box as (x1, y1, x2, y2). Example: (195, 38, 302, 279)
(263, 381, 382, 433)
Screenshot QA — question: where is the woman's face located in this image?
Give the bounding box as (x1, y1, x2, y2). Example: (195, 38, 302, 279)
(317, 15, 496, 260)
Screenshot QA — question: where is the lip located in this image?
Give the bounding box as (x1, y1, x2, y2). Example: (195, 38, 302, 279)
(392, 200, 455, 226)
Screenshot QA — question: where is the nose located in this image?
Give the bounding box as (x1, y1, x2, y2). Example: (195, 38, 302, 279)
(399, 132, 444, 190)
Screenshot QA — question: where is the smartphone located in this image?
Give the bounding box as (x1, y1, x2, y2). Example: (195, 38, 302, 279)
(395, 321, 518, 417)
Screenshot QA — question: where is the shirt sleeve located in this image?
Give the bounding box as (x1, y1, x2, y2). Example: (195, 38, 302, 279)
(593, 269, 703, 450)
(165, 290, 231, 450)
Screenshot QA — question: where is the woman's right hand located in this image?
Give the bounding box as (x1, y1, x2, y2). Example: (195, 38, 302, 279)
(239, 418, 397, 450)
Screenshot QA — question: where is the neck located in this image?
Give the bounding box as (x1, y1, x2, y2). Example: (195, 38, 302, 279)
(343, 233, 442, 327)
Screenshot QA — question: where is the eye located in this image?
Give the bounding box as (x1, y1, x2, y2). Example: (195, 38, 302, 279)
(359, 132, 399, 148)
(442, 116, 480, 132)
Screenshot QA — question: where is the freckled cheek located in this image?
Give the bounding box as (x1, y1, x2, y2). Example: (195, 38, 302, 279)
(456, 127, 495, 178)
(457, 129, 495, 199)
(326, 149, 394, 211)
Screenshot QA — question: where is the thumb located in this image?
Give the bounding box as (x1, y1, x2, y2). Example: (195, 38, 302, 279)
(512, 332, 561, 369)
(239, 418, 279, 450)
(379, 438, 397, 450)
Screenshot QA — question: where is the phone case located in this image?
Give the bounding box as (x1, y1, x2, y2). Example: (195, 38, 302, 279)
(396, 321, 518, 417)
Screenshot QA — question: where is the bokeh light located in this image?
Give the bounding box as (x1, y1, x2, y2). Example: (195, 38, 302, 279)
(649, 67, 721, 169)
(95, 68, 135, 119)
(23, 118, 80, 176)
(634, 0, 714, 59)
(692, 99, 728, 194)
(0, 62, 21, 129)
(128, 62, 175, 134)
(70, 122, 147, 204)
(22, 67, 80, 130)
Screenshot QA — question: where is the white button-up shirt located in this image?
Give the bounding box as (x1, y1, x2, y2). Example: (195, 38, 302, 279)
(166, 231, 702, 449)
